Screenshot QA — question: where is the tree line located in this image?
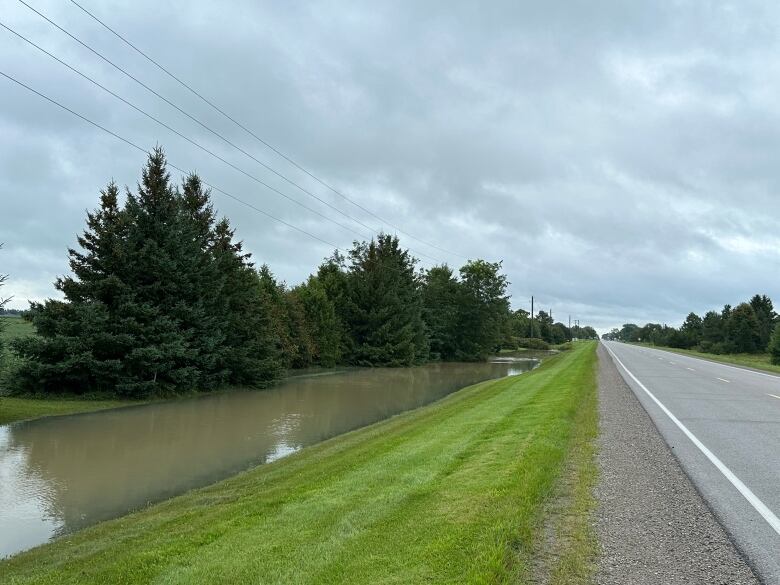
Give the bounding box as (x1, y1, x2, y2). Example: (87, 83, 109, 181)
(4, 149, 595, 398)
(603, 294, 780, 363)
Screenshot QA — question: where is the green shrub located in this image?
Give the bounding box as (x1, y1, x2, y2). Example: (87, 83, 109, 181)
(517, 338, 550, 350)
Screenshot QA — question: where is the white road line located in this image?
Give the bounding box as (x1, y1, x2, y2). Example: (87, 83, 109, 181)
(604, 344, 780, 536)
(670, 361, 676, 365)
(769, 394, 780, 401)
(631, 343, 780, 381)
(716, 377, 730, 383)
(687, 367, 695, 372)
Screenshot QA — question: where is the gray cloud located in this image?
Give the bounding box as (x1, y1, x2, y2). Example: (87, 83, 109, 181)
(2, 0, 780, 333)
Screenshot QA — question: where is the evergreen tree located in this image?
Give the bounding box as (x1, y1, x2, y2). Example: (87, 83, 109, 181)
(749, 294, 776, 349)
(342, 234, 429, 366)
(292, 276, 342, 367)
(14, 148, 281, 396)
(421, 265, 461, 360)
(213, 222, 283, 386)
(680, 312, 703, 348)
(725, 303, 760, 353)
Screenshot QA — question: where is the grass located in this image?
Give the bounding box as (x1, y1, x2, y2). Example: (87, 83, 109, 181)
(1, 341, 599, 584)
(635, 343, 780, 375)
(0, 396, 134, 426)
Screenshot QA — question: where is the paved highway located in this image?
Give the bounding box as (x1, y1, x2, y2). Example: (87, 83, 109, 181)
(603, 341, 780, 584)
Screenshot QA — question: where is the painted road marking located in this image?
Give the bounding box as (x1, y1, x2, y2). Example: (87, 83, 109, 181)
(604, 343, 780, 536)
(716, 377, 730, 383)
(769, 394, 780, 401)
(636, 344, 780, 381)
(687, 367, 695, 372)
(670, 361, 676, 365)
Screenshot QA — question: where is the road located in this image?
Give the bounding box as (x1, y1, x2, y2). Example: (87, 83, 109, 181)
(603, 341, 780, 584)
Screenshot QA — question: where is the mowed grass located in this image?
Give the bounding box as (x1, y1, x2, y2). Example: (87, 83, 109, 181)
(636, 343, 780, 375)
(1, 341, 598, 584)
(0, 317, 138, 425)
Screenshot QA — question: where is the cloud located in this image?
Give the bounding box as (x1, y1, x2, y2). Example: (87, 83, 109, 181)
(2, 0, 779, 333)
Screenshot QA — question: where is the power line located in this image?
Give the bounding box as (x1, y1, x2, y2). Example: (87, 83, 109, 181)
(0, 20, 372, 242)
(17, 1, 379, 238)
(0, 69, 345, 252)
(67, 0, 467, 261)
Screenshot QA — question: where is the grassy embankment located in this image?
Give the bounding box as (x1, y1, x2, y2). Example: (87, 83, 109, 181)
(2, 341, 599, 584)
(0, 317, 135, 425)
(635, 342, 780, 375)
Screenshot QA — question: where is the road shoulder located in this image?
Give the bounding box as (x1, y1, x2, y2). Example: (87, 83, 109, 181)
(595, 343, 760, 585)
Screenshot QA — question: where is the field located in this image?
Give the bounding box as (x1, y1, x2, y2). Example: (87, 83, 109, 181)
(1, 341, 599, 584)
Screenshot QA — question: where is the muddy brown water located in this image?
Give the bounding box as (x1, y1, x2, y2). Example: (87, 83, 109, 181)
(0, 354, 542, 557)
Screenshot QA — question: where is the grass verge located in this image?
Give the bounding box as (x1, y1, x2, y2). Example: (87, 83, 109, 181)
(2, 341, 598, 584)
(634, 343, 780, 375)
(0, 396, 135, 426)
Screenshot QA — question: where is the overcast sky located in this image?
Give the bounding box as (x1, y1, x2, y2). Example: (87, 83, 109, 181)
(2, 0, 779, 333)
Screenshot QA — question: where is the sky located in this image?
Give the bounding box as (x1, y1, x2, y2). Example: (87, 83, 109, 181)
(1, 0, 779, 333)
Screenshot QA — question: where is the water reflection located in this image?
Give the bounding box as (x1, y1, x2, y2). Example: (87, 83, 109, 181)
(0, 356, 540, 557)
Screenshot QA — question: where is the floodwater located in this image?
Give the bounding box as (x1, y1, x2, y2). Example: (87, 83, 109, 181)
(0, 354, 541, 558)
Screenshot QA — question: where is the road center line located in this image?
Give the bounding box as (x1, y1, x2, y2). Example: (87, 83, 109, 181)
(604, 343, 780, 536)
(769, 394, 780, 401)
(716, 377, 730, 383)
(686, 367, 695, 372)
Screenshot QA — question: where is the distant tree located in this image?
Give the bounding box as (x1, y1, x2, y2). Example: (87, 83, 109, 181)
(581, 326, 598, 340)
(680, 312, 703, 348)
(725, 303, 761, 353)
(509, 308, 531, 339)
(700, 311, 724, 345)
(769, 323, 780, 365)
(749, 294, 776, 349)
(550, 322, 568, 344)
(619, 323, 641, 342)
(534, 310, 554, 343)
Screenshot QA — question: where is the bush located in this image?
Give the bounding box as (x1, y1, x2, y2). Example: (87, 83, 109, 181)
(517, 338, 550, 350)
(769, 323, 780, 365)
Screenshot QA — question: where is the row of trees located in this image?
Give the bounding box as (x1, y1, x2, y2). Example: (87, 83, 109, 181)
(5, 149, 593, 398)
(603, 294, 780, 362)
(507, 309, 597, 346)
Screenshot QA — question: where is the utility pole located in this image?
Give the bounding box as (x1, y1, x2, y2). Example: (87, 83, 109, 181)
(530, 295, 534, 338)
(568, 315, 571, 341)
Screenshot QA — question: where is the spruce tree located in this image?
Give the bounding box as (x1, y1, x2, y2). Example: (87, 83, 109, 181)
(14, 148, 282, 396)
(213, 222, 282, 386)
(421, 265, 461, 360)
(342, 234, 429, 366)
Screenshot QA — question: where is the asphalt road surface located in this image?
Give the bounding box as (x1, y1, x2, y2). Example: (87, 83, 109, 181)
(603, 341, 780, 584)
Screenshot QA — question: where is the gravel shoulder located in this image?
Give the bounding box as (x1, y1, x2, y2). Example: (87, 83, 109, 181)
(595, 343, 761, 585)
